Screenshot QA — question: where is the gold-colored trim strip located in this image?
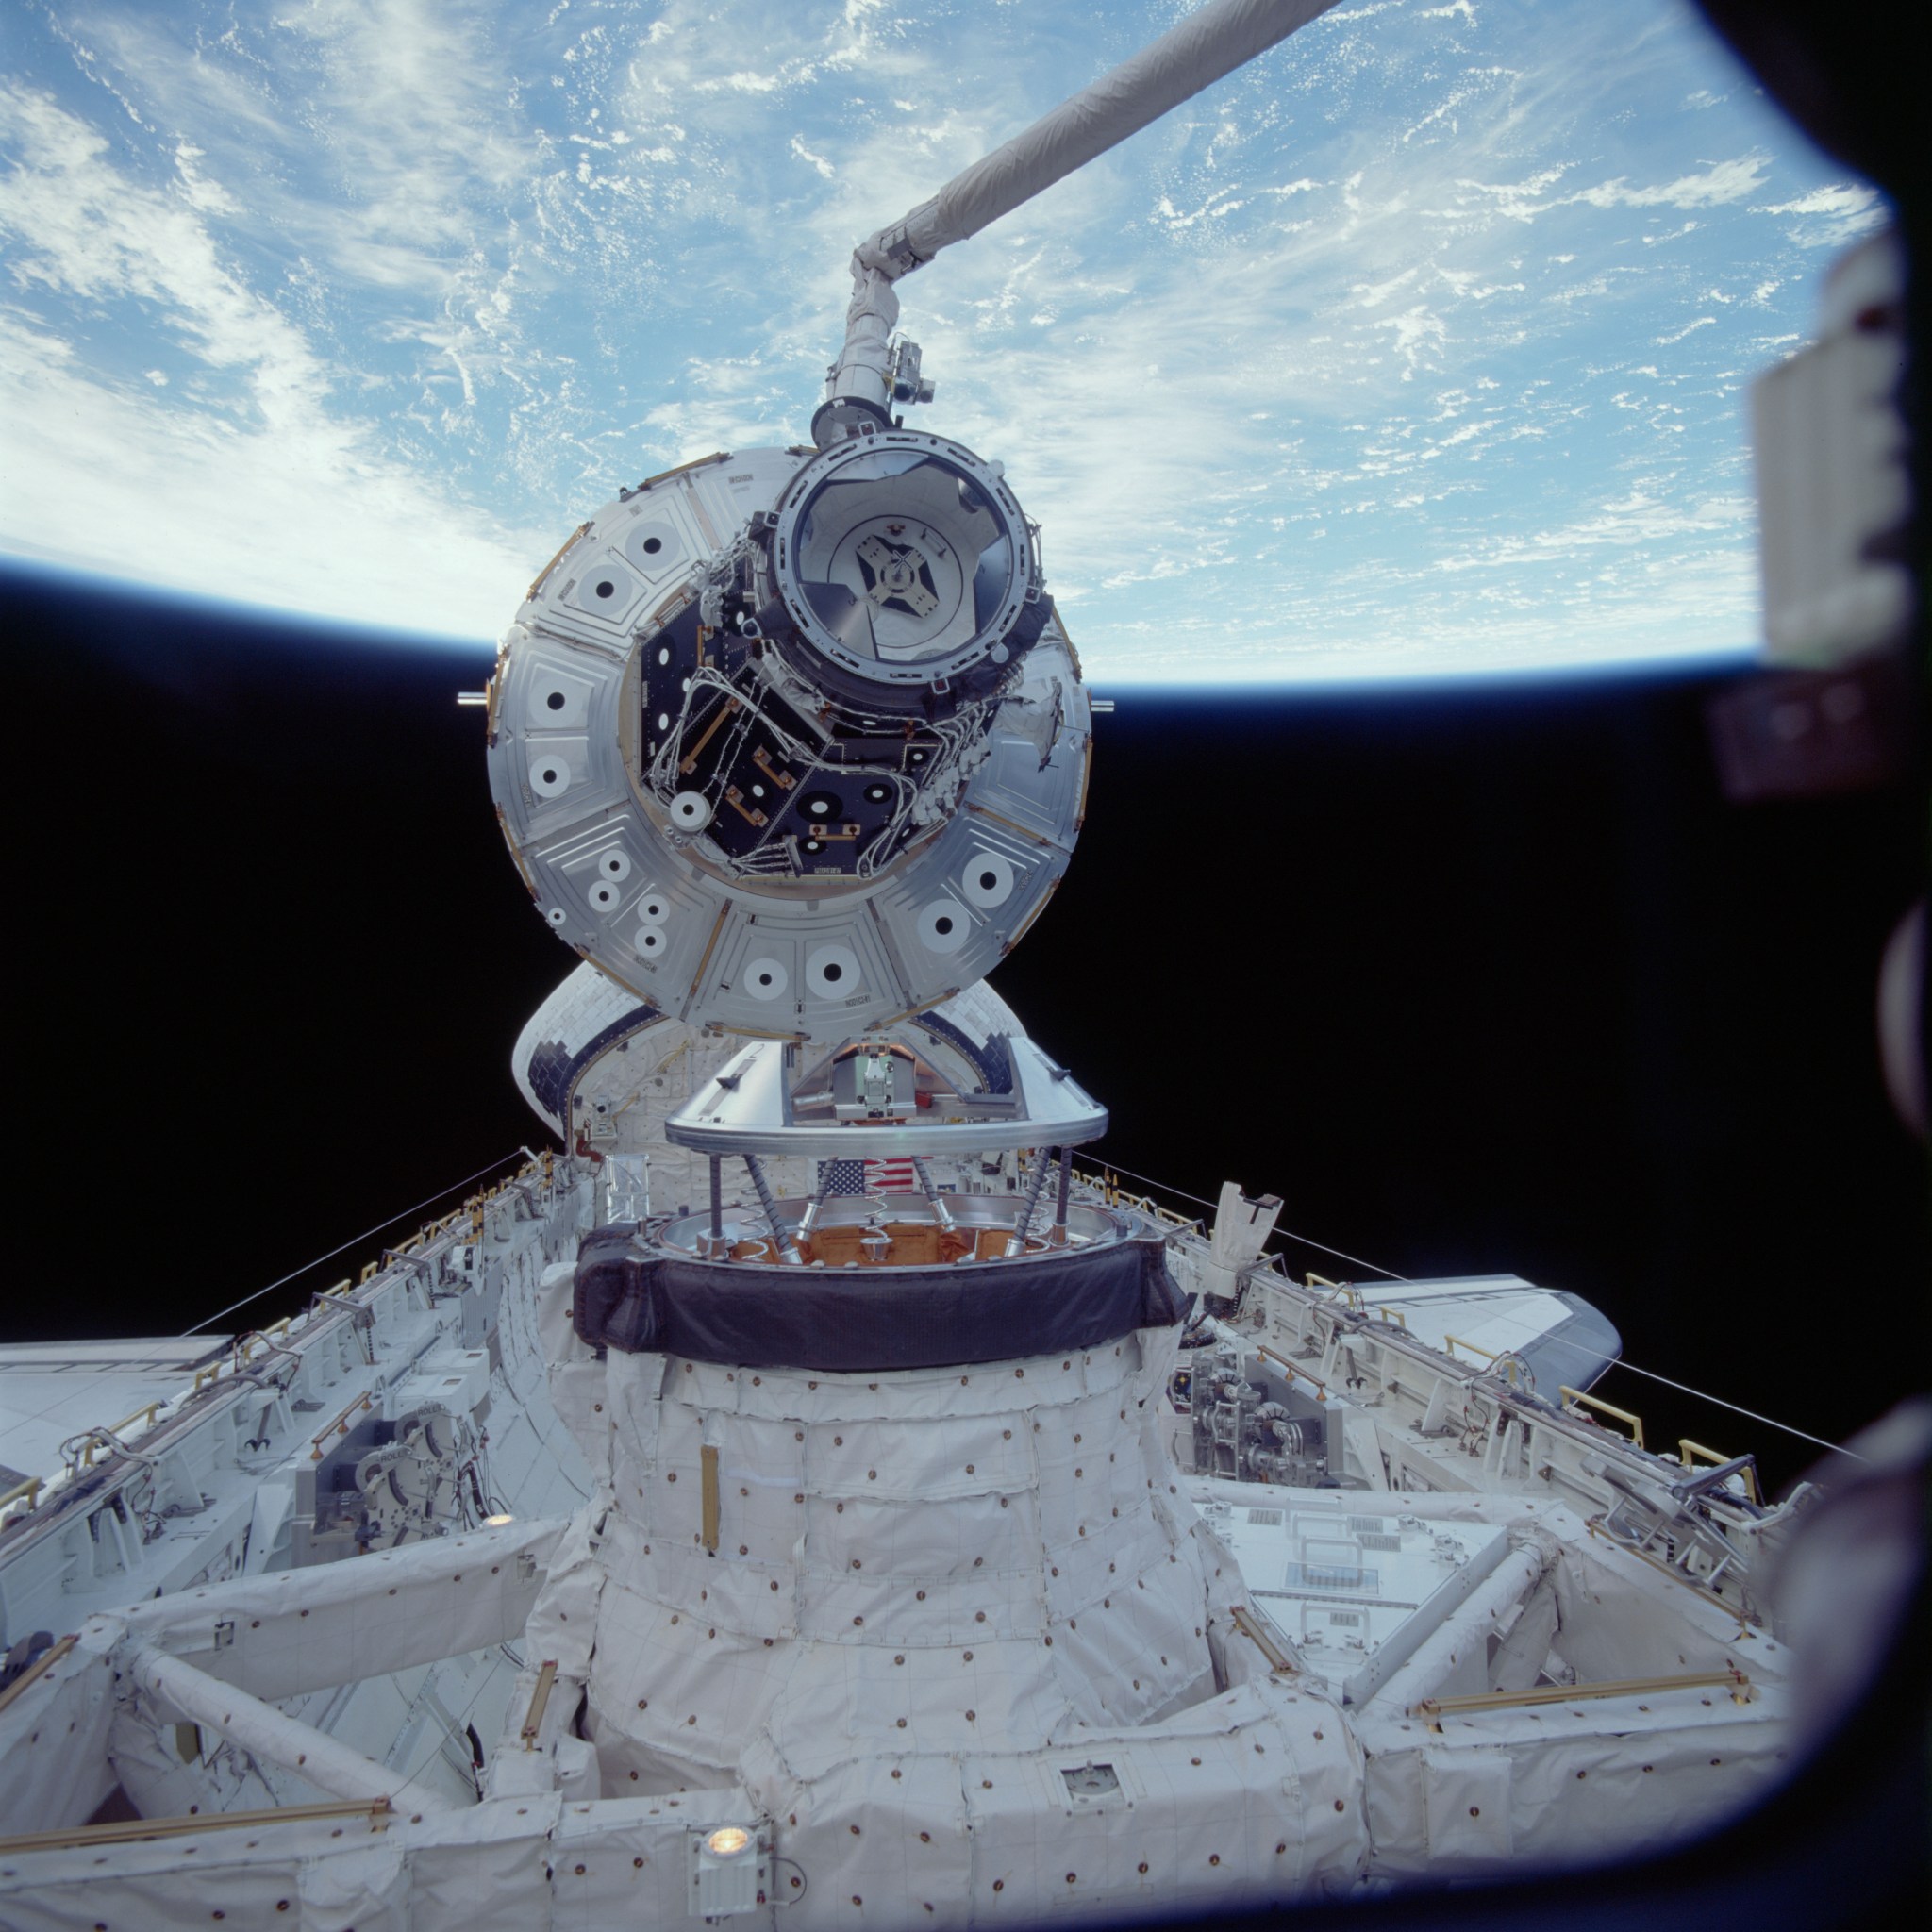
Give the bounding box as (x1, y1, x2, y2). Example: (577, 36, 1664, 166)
(0, 1796, 395, 1856)
(526, 522, 591, 602)
(636, 451, 728, 491)
(687, 903, 733, 1006)
(1415, 1668, 1752, 1724)
(1257, 1343, 1327, 1402)
(701, 1445, 722, 1554)
(521, 1659, 559, 1748)
(1229, 1605, 1295, 1674)
(965, 801, 1054, 846)
(1000, 876, 1060, 955)
(0, 1634, 75, 1717)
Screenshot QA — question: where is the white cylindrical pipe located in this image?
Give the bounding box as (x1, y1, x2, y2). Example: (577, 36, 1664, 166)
(126, 1642, 460, 1814)
(878, 0, 1340, 272)
(821, 0, 1341, 438)
(1369, 1546, 1545, 1715)
(815, 264, 903, 441)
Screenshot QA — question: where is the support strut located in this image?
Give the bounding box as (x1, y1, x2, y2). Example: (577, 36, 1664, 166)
(703, 1155, 727, 1259)
(1004, 1147, 1057, 1257)
(744, 1154, 805, 1263)
(1049, 1144, 1074, 1247)
(912, 1156, 957, 1232)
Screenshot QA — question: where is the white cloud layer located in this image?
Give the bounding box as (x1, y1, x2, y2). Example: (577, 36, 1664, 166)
(0, 0, 1890, 675)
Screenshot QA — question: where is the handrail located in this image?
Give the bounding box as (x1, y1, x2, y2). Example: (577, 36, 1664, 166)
(309, 1393, 375, 1462)
(1414, 1667, 1752, 1725)
(521, 1660, 560, 1748)
(0, 1634, 73, 1715)
(55, 1402, 170, 1474)
(1229, 1605, 1296, 1675)
(1680, 1438, 1761, 1505)
(1561, 1385, 1645, 1451)
(0, 1474, 42, 1520)
(1257, 1343, 1326, 1403)
(0, 1796, 394, 1855)
(1444, 1336, 1522, 1387)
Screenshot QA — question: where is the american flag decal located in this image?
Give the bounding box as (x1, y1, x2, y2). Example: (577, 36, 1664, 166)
(818, 1156, 917, 1196)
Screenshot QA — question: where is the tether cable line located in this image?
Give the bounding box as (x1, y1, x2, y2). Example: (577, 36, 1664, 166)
(179, 1150, 532, 1338)
(1091, 1156, 1866, 1464)
(1095, 1158, 1407, 1281)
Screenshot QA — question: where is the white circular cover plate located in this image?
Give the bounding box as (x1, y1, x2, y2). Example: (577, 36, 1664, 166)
(742, 957, 790, 1001)
(529, 754, 572, 799)
(804, 943, 862, 1001)
(960, 853, 1015, 908)
(917, 899, 972, 954)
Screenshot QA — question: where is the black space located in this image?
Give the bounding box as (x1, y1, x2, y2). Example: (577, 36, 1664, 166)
(3, 561, 1924, 1493)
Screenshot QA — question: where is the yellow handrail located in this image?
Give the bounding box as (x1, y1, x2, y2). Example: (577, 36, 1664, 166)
(0, 1635, 76, 1718)
(1229, 1605, 1296, 1675)
(1680, 1438, 1760, 1505)
(1443, 1335, 1522, 1386)
(0, 1474, 43, 1517)
(1561, 1385, 1645, 1451)
(0, 1795, 393, 1855)
(1415, 1667, 1751, 1725)
(521, 1660, 560, 1748)
(309, 1393, 374, 1461)
(1257, 1343, 1326, 1402)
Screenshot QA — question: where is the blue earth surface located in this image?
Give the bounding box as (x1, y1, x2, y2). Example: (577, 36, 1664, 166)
(0, 0, 1887, 678)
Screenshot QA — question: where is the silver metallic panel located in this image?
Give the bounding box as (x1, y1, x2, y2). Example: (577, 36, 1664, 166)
(487, 449, 1089, 1041)
(662, 1035, 1105, 1157)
